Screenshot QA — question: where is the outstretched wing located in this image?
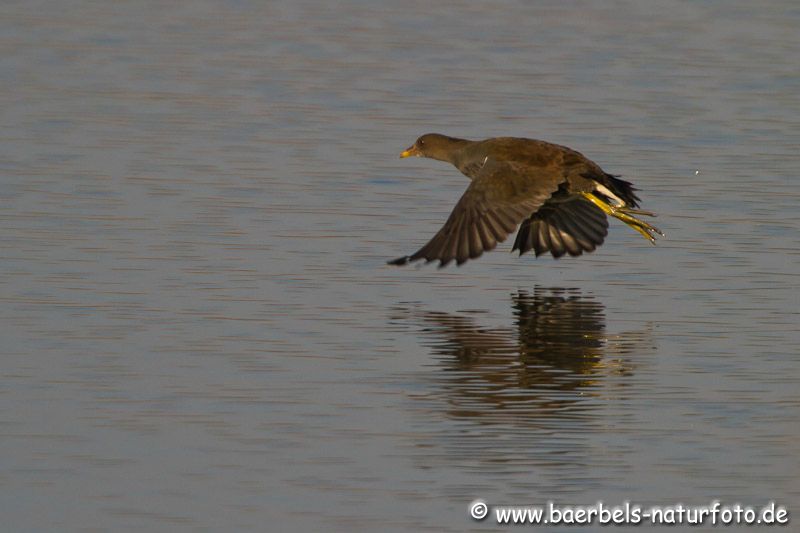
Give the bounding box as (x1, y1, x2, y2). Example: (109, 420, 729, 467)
(388, 158, 563, 267)
(512, 195, 609, 258)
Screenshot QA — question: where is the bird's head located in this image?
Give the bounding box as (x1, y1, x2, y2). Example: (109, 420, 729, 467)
(400, 133, 466, 163)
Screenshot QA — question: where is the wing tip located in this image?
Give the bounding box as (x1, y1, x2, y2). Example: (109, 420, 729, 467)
(387, 256, 410, 266)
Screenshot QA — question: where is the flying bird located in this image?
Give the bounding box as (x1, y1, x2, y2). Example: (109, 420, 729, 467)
(388, 134, 662, 267)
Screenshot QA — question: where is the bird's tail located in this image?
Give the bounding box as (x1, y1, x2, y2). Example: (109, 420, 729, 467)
(604, 173, 641, 208)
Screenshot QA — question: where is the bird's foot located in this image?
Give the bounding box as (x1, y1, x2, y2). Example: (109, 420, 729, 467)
(580, 192, 664, 244)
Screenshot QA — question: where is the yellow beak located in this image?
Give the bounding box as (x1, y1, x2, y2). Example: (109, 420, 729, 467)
(399, 145, 418, 158)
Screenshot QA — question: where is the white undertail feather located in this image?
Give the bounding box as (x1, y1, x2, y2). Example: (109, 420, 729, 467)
(594, 183, 625, 207)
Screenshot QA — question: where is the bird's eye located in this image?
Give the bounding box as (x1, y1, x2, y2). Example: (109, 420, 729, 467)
(419, 139, 425, 145)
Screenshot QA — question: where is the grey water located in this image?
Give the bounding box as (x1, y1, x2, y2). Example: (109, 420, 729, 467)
(2, 1, 799, 531)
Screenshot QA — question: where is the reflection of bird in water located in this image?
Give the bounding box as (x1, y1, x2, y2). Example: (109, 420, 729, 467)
(394, 288, 654, 424)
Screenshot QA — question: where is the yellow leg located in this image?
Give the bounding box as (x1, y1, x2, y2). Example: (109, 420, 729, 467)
(580, 192, 664, 244)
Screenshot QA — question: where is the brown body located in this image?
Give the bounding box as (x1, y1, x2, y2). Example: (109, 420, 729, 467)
(389, 134, 661, 268)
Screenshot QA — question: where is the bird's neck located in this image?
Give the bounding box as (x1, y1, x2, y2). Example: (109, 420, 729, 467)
(439, 137, 471, 168)
(450, 140, 486, 179)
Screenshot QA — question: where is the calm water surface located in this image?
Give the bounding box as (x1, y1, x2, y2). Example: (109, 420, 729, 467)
(2, 1, 799, 531)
